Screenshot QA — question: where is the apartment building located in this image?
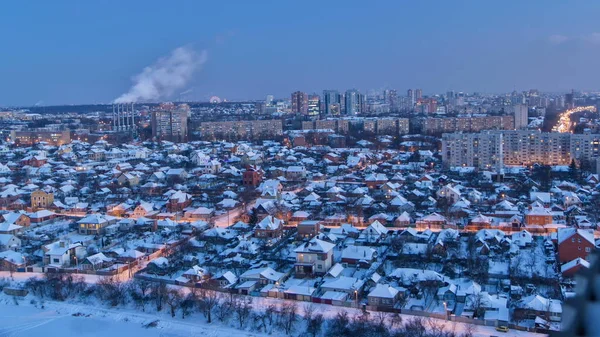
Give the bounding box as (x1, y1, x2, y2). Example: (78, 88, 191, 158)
(10, 129, 71, 146)
(422, 115, 514, 135)
(200, 120, 283, 140)
(442, 130, 600, 169)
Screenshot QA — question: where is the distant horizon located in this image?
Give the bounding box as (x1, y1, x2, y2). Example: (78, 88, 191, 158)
(2, 88, 597, 109)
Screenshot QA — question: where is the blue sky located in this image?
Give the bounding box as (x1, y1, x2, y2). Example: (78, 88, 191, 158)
(2, 0, 600, 106)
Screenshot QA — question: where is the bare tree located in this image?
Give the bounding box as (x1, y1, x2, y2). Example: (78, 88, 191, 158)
(129, 279, 152, 311)
(198, 289, 219, 323)
(97, 277, 126, 307)
(277, 302, 298, 335)
(389, 312, 403, 329)
(150, 282, 168, 312)
(214, 293, 233, 322)
(180, 292, 196, 319)
(165, 289, 183, 317)
(461, 323, 476, 337)
(306, 313, 324, 337)
(233, 295, 253, 328)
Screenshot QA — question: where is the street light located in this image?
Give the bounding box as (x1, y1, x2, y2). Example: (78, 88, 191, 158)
(443, 301, 448, 320)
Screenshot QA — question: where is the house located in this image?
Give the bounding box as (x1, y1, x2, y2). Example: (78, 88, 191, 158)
(239, 267, 285, 285)
(0, 234, 21, 250)
(416, 212, 447, 230)
(297, 220, 320, 239)
(294, 238, 335, 277)
(165, 190, 192, 212)
(77, 214, 114, 235)
(560, 257, 590, 277)
(181, 265, 209, 284)
(284, 285, 316, 301)
(359, 220, 389, 243)
(30, 190, 54, 209)
(526, 207, 553, 226)
(0, 222, 23, 235)
(1, 212, 30, 227)
(437, 184, 461, 203)
(184, 207, 214, 220)
(368, 284, 405, 308)
(557, 228, 595, 263)
(81, 252, 113, 271)
(320, 276, 365, 297)
(255, 215, 283, 239)
(210, 271, 238, 289)
(341, 245, 377, 266)
(514, 295, 562, 322)
(132, 202, 155, 218)
(467, 213, 493, 230)
(242, 166, 263, 187)
(165, 168, 188, 182)
(117, 172, 140, 187)
(0, 250, 26, 270)
(44, 241, 85, 267)
(285, 166, 306, 181)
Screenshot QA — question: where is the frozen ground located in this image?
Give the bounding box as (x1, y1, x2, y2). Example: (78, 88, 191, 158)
(0, 295, 270, 337)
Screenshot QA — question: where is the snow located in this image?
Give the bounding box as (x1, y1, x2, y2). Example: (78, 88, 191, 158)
(0, 295, 269, 337)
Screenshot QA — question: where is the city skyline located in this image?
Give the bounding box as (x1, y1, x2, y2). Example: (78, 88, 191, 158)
(3, 1, 600, 106)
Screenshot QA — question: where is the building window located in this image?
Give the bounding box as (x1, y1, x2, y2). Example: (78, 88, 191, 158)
(586, 247, 591, 253)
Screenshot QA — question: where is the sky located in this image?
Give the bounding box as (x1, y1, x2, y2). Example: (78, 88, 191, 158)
(2, 0, 600, 106)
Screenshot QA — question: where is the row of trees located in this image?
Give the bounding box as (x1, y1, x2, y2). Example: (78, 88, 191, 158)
(21, 274, 475, 337)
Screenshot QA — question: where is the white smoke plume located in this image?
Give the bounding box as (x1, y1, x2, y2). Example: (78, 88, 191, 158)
(114, 46, 207, 103)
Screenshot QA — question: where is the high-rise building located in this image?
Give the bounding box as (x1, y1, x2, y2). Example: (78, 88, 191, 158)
(344, 89, 365, 115)
(384, 89, 398, 110)
(415, 89, 423, 100)
(151, 107, 188, 142)
(291, 91, 308, 115)
(513, 104, 528, 129)
(323, 90, 342, 115)
(307, 94, 320, 118)
(565, 90, 575, 109)
(266, 95, 274, 106)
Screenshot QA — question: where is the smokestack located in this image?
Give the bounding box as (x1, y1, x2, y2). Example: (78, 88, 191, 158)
(112, 104, 116, 130)
(119, 104, 124, 130)
(131, 103, 135, 130)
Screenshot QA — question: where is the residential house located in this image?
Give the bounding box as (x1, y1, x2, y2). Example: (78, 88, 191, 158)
(294, 238, 335, 277)
(557, 228, 595, 263)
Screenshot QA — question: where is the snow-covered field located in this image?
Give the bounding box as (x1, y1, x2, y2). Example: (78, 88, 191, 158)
(0, 295, 269, 337)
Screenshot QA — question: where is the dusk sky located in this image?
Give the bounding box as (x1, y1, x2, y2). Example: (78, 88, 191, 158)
(2, 0, 600, 106)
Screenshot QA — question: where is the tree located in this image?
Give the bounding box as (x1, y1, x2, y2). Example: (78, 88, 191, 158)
(198, 289, 219, 323)
(233, 295, 253, 328)
(569, 159, 579, 181)
(180, 292, 196, 319)
(306, 313, 324, 337)
(327, 311, 351, 337)
(165, 289, 183, 317)
(214, 294, 233, 322)
(129, 280, 152, 311)
(150, 282, 168, 312)
(277, 302, 298, 335)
